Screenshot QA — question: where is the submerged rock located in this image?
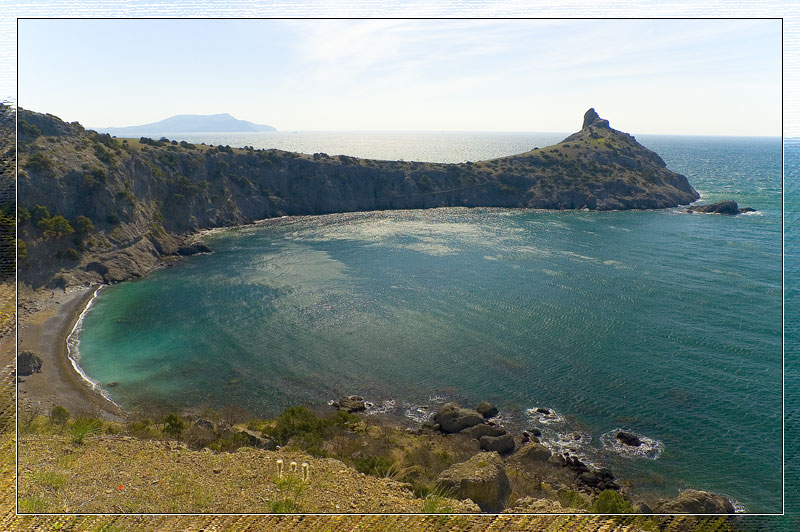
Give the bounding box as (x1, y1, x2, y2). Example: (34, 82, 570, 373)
(656, 489, 735, 514)
(436, 452, 511, 512)
(433, 402, 484, 433)
(17, 351, 42, 376)
(616, 431, 642, 447)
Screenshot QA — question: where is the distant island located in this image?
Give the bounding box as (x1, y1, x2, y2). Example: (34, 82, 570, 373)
(91, 113, 277, 136)
(16, 107, 699, 288)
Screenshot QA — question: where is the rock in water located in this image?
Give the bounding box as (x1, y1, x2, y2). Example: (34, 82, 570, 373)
(17, 351, 42, 376)
(616, 431, 642, 447)
(336, 395, 367, 413)
(436, 452, 511, 512)
(476, 401, 499, 418)
(688, 200, 743, 215)
(656, 489, 735, 514)
(433, 402, 484, 433)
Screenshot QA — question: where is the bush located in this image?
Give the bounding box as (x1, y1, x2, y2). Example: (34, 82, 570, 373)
(269, 406, 356, 455)
(591, 489, 634, 513)
(72, 215, 94, 236)
(18, 120, 41, 139)
(25, 153, 53, 173)
(17, 207, 30, 226)
(49, 406, 69, 425)
(70, 416, 102, 444)
(162, 413, 186, 437)
(354, 455, 394, 477)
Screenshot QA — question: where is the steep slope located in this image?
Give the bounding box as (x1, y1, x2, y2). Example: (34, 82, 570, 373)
(14, 107, 698, 288)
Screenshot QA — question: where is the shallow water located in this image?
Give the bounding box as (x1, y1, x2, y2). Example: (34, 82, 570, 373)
(75, 133, 782, 512)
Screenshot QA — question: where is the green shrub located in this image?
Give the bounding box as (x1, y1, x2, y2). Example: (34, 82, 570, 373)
(25, 153, 53, 173)
(17, 207, 30, 226)
(72, 215, 94, 236)
(18, 495, 49, 513)
(269, 406, 356, 455)
(162, 413, 186, 437)
(18, 120, 41, 139)
(354, 455, 394, 477)
(591, 489, 634, 513)
(17, 239, 27, 260)
(49, 406, 69, 426)
(70, 416, 102, 444)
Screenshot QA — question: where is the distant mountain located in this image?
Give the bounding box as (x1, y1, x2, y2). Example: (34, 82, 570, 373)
(92, 113, 277, 136)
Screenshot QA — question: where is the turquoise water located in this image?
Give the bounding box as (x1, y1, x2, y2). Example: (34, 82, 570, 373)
(75, 134, 782, 512)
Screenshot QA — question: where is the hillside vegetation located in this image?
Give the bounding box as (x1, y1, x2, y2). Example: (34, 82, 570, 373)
(14, 108, 698, 288)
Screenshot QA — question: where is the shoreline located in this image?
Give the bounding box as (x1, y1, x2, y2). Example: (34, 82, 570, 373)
(18, 285, 124, 421)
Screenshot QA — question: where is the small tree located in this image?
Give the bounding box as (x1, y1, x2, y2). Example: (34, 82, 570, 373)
(49, 215, 74, 236)
(73, 215, 94, 236)
(31, 205, 50, 225)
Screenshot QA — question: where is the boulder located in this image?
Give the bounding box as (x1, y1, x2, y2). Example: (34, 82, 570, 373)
(436, 452, 511, 512)
(336, 395, 367, 413)
(462, 423, 507, 440)
(17, 351, 42, 376)
(433, 402, 484, 433)
(656, 489, 735, 514)
(517, 442, 552, 463)
(476, 401, 499, 418)
(195, 418, 215, 430)
(479, 433, 515, 454)
(688, 200, 740, 215)
(234, 428, 276, 450)
(616, 431, 642, 447)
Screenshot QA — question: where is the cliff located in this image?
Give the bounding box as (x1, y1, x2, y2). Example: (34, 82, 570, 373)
(14, 107, 699, 288)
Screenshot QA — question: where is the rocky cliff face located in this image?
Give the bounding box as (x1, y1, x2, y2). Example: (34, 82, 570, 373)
(14, 107, 698, 288)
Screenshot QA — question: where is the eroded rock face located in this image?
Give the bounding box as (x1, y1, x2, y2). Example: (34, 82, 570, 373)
(436, 452, 511, 512)
(17, 351, 43, 376)
(433, 403, 484, 433)
(656, 489, 735, 514)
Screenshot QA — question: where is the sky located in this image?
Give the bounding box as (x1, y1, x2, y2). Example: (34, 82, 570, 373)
(18, 18, 781, 136)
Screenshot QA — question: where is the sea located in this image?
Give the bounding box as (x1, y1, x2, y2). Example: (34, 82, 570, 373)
(72, 130, 783, 513)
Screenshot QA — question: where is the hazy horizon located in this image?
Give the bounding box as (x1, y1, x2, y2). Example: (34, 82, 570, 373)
(19, 19, 780, 136)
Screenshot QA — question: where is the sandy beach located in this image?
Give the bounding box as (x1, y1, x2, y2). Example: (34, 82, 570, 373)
(17, 286, 124, 421)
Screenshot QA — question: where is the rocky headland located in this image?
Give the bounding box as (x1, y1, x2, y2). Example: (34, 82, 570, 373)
(15, 107, 699, 289)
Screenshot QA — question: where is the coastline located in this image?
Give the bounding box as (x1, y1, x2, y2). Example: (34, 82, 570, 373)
(18, 285, 124, 421)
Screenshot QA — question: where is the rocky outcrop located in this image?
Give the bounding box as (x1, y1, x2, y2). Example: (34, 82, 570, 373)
(688, 200, 754, 215)
(656, 489, 735, 514)
(17, 351, 43, 376)
(462, 423, 507, 440)
(432, 403, 484, 433)
(334, 396, 367, 413)
(476, 401, 498, 418)
(15, 107, 700, 288)
(436, 452, 511, 512)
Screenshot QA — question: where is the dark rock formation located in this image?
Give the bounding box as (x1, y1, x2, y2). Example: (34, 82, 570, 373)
(432, 402, 484, 433)
(177, 243, 212, 256)
(17, 351, 42, 376)
(479, 433, 515, 454)
(476, 401, 499, 418)
(194, 418, 215, 430)
(688, 200, 754, 215)
(656, 489, 735, 514)
(616, 431, 642, 447)
(335, 396, 367, 413)
(436, 452, 511, 512)
(234, 427, 276, 450)
(15, 107, 700, 288)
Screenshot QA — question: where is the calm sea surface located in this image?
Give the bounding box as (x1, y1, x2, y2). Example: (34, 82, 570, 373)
(76, 131, 782, 512)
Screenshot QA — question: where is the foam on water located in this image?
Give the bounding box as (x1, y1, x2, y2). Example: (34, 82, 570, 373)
(600, 429, 664, 460)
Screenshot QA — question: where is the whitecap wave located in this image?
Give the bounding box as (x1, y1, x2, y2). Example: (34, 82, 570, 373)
(526, 406, 565, 424)
(600, 429, 664, 460)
